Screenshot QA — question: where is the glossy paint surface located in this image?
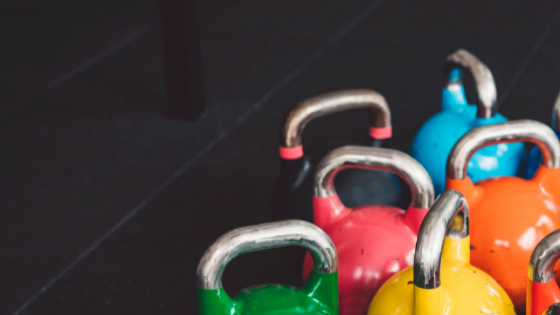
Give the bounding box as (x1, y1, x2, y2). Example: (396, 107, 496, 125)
(410, 86, 525, 195)
(525, 130, 560, 179)
(303, 194, 426, 315)
(446, 166, 560, 310)
(367, 237, 515, 315)
(197, 271, 338, 315)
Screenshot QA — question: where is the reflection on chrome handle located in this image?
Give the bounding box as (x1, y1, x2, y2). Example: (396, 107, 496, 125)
(443, 49, 497, 119)
(553, 89, 560, 130)
(447, 120, 560, 180)
(529, 229, 560, 283)
(196, 220, 337, 290)
(313, 146, 434, 209)
(414, 190, 469, 289)
(280, 89, 391, 147)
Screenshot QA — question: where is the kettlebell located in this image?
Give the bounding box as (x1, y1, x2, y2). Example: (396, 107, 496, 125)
(410, 49, 525, 195)
(446, 120, 560, 310)
(526, 89, 560, 178)
(368, 190, 516, 315)
(302, 146, 434, 315)
(272, 89, 405, 223)
(527, 229, 560, 315)
(196, 220, 338, 315)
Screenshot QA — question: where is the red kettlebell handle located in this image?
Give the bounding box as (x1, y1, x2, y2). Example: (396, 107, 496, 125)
(313, 146, 434, 231)
(443, 49, 497, 119)
(528, 229, 560, 315)
(279, 89, 391, 160)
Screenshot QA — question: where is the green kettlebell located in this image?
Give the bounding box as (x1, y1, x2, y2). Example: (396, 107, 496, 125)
(196, 220, 339, 315)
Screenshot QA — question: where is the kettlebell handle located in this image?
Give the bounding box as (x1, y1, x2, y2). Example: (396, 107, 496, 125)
(552, 89, 560, 130)
(280, 89, 391, 157)
(447, 120, 560, 180)
(196, 220, 337, 290)
(544, 304, 560, 315)
(443, 49, 497, 119)
(313, 146, 434, 209)
(529, 229, 560, 283)
(414, 190, 469, 289)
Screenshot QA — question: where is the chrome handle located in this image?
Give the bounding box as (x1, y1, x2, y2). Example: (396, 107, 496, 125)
(280, 89, 391, 148)
(447, 120, 560, 180)
(553, 89, 560, 130)
(529, 229, 560, 283)
(313, 146, 434, 209)
(443, 49, 497, 118)
(413, 190, 469, 289)
(196, 220, 337, 290)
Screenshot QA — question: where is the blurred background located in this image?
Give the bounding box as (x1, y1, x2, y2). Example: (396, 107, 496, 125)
(2, 0, 560, 313)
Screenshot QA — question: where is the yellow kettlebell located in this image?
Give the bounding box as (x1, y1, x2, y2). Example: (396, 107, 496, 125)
(368, 190, 515, 315)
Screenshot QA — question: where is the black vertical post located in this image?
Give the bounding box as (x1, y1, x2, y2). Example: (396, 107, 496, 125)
(159, 0, 205, 120)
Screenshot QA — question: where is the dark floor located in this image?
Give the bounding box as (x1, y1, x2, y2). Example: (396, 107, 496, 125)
(1, 0, 560, 314)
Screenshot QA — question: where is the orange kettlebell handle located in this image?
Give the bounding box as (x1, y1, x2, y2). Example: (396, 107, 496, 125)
(527, 229, 560, 315)
(446, 120, 560, 203)
(312, 146, 434, 231)
(279, 89, 391, 159)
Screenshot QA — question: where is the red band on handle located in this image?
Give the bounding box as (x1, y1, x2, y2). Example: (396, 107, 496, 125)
(528, 279, 560, 315)
(279, 145, 304, 160)
(370, 126, 392, 139)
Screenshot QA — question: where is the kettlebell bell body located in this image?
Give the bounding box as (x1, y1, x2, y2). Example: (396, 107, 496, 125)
(527, 229, 560, 315)
(196, 220, 338, 315)
(368, 190, 515, 315)
(446, 120, 560, 310)
(410, 49, 524, 195)
(303, 146, 435, 315)
(272, 89, 403, 223)
(526, 90, 560, 179)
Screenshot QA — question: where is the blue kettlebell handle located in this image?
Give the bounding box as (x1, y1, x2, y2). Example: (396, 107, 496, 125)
(443, 49, 497, 119)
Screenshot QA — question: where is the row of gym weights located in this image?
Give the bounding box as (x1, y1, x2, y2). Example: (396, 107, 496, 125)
(196, 49, 560, 315)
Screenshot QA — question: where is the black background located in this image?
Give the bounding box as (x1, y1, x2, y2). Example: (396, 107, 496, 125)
(1, 0, 560, 313)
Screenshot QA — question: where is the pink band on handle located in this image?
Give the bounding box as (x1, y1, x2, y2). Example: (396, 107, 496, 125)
(280, 145, 304, 160)
(370, 126, 392, 139)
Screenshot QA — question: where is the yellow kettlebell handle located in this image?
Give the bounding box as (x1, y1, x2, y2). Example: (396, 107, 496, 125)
(412, 190, 470, 314)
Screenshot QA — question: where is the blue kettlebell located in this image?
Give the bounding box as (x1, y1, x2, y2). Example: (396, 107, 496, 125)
(525, 90, 560, 178)
(410, 49, 525, 195)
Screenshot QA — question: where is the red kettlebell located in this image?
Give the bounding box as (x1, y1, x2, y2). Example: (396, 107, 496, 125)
(527, 229, 560, 315)
(302, 146, 434, 315)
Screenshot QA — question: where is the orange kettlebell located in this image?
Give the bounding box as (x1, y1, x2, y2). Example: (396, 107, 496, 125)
(446, 120, 560, 311)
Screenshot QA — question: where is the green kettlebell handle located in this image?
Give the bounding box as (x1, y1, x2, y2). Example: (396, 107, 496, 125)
(196, 220, 338, 314)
